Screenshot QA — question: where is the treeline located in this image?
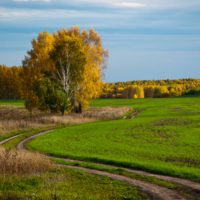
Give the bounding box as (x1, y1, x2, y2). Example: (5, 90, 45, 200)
(0, 65, 28, 99)
(100, 79, 200, 98)
(1, 65, 200, 100)
(183, 88, 200, 95)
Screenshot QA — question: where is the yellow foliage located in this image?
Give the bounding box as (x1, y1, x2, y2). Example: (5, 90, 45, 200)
(22, 31, 55, 96)
(59, 27, 109, 110)
(21, 26, 108, 110)
(133, 94, 137, 99)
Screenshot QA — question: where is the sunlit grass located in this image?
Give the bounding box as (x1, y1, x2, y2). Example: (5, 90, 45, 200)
(0, 99, 26, 107)
(28, 97, 200, 181)
(0, 167, 148, 200)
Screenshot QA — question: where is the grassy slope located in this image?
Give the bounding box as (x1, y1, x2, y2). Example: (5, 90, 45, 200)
(28, 97, 200, 181)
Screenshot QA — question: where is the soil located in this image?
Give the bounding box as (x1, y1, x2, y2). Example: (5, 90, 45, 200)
(0, 134, 23, 145)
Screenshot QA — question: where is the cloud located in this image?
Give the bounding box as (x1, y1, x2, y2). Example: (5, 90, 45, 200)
(59, 0, 200, 8)
(13, 0, 50, 2)
(113, 2, 146, 7)
(78, 0, 146, 8)
(81, 0, 146, 8)
(46, 0, 146, 8)
(5, 0, 200, 10)
(0, 7, 115, 21)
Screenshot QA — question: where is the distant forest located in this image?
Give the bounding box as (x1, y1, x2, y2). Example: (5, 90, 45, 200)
(1, 64, 200, 99)
(0, 65, 28, 100)
(100, 79, 200, 99)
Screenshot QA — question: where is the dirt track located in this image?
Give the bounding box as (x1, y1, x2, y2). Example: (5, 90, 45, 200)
(15, 131, 200, 191)
(1, 131, 199, 200)
(0, 131, 186, 200)
(0, 134, 23, 145)
(0, 110, 199, 200)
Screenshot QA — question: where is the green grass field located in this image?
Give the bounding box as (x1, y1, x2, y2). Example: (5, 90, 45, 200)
(0, 99, 26, 106)
(27, 97, 200, 181)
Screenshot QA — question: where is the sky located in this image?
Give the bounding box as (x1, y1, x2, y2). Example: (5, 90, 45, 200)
(0, 0, 200, 83)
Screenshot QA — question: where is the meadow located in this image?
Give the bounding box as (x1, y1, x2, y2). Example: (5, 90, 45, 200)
(0, 99, 150, 199)
(27, 97, 200, 181)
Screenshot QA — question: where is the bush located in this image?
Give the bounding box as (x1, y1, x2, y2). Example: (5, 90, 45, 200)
(182, 88, 200, 95)
(0, 147, 54, 177)
(153, 93, 172, 98)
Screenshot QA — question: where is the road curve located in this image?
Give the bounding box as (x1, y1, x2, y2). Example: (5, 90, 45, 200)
(57, 164, 186, 200)
(16, 130, 200, 191)
(15, 131, 186, 200)
(0, 134, 23, 145)
(0, 111, 199, 200)
(1, 130, 191, 200)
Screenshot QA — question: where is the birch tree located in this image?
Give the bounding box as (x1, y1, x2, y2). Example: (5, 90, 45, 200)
(22, 27, 108, 113)
(49, 33, 87, 114)
(59, 27, 109, 110)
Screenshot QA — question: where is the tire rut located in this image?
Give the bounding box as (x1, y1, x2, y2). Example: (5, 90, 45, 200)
(0, 113, 199, 200)
(1, 130, 199, 199)
(13, 131, 191, 200)
(57, 164, 186, 200)
(0, 134, 23, 145)
(16, 130, 200, 191)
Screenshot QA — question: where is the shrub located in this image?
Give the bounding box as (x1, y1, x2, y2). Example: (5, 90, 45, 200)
(0, 147, 54, 177)
(182, 88, 200, 95)
(153, 93, 172, 98)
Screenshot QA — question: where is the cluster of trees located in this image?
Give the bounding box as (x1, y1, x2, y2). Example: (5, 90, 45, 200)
(183, 88, 200, 95)
(2, 27, 200, 107)
(0, 65, 28, 99)
(1, 27, 109, 115)
(100, 79, 200, 99)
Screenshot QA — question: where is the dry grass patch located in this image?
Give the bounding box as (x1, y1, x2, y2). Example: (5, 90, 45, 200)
(0, 146, 54, 177)
(0, 105, 45, 120)
(0, 106, 132, 135)
(0, 116, 96, 134)
(84, 106, 133, 119)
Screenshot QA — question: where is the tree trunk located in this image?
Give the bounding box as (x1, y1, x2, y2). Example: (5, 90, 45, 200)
(62, 108, 66, 116)
(74, 98, 79, 113)
(79, 102, 82, 113)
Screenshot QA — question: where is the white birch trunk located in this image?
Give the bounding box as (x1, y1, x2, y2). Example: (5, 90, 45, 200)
(53, 54, 79, 107)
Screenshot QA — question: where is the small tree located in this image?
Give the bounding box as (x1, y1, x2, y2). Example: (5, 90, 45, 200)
(144, 87, 154, 98)
(25, 78, 69, 115)
(35, 78, 70, 115)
